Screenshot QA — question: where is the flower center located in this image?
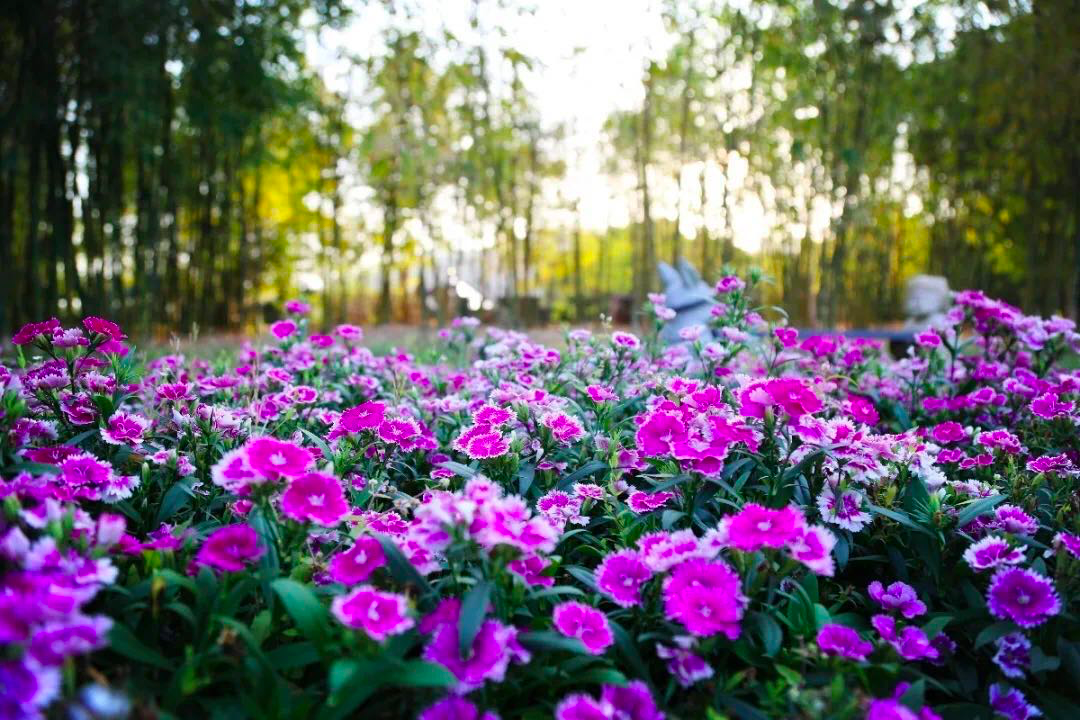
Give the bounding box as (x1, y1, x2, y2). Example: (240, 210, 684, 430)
(270, 452, 287, 466)
(1016, 592, 1030, 606)
(757, 520, 772, 532)
(308, 494, 324, 507)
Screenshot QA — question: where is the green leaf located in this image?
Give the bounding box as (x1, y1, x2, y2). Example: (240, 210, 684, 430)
(955, 494, 1007, 529)
(521, 630, 591, 655)
(868, 504, 936, 537)
(271, 579, 329, 646)
(517, 463, 536, 496)
(459, 580, 492, 658)
(156, 477, 195, 525)
(375, 533, 434, 598)
(299, 428, 334, 464)
(439, 460, 477, 478)
(3, 461, 61, 475)
(565, 565, 599, 592)
(557, 460, 609, 490)
(392, 660, 457, 688)
(755, 613, 783, 657)
(974, 621, 1017, 649)
(920, 615, 952, 639)
(64, 428, 99, 447)
(266, 642, 321, 670)
(609, 620, 651, 689)
(107, 623, 173, 670)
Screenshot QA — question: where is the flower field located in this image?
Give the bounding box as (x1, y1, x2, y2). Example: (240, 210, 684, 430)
(3, 276, 1080, 720)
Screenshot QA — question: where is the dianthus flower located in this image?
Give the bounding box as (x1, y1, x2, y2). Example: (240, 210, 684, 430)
(963, 536, 1025, 572)
(817, 623, 873, 661)
(328, 536, 385, 584)
(788, 525, 837, 576)
(993, 505, 1039, 536)
(987, 567, 1060, 628)
(724, 503, 806, 552)
(419, 697, 499, 720)
(422, 605, 529, 692)
(100, 411, 150, 447)
(245, 437, 314, 479)
(868, 581, 927, 618)
(989, 684, 1042, 720)
(738, 377, 822, 420)
(195, 524, 264, 572)
(595, 550, 652, 607)
(279, 472, 349, 526)
(993, 633, 1031, 679)
(627, 490, 675, 514)
(816, 487, 871, 532)
(552, 602, 613, 654)
(540, 411, 585, 444)
(656, 640, 713, 687)
(331, 585, 414, 641)
(662, 558, 746, 638)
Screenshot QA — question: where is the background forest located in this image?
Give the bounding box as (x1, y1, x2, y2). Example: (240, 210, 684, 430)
(1, 0, 1078, 337)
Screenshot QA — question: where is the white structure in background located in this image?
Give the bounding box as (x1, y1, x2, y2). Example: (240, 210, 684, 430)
(903, 274, 952, 331)
(657, 259, 717, 345)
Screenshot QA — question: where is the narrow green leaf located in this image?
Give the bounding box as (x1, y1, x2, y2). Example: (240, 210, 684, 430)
(271, 579, 329, 646)
(107, 623, 173, 670)
(459, 581, 492, 658)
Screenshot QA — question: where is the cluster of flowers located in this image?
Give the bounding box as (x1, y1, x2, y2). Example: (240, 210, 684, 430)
(2, 274, 1079, 720)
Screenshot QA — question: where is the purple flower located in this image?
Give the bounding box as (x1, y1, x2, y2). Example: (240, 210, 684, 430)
(626, 490, 675, 514)
(245, 437, 314, 479)
(419, 697, 499, 720)
(331, 585, 414, 641)
(656, 641, 713, 687)
(555, 694, 609, 720)
(817, 487, 872, 531)
(987, 568, 1060, 628)
(507, 554, 554, 587)
(210, 448, 262, 492)
(868, 581, 927, 618)
(993, 633, 1031, 679)
(279, 472, 349, 526)
(890, 626, 939, 662)
(423, 616, 529, 692)
(100, 412, 151, 447)
(595, 550, 652, 608)
(989, 684, 1042, 720)
(724, 503, 806, 552)
(1053, 531, 1080, 559)
(993, 505, 1039, 536)
(195, 524, 264, 572)
(328, 536, 385, 584)
(601, 681, 665, 720)
(662, 558, 746, 639)
(28, 616, 112, 666)
(963, 536, 1026, 571)
(931, 421, 966, 444)
(270, 320, 297, 339)
(0, 660, 60, 714)
(551, 602, 613, 654)
(1029, 392, 1072, 419)
(788, 525, 837, 577)
(817, 623, 873, 661)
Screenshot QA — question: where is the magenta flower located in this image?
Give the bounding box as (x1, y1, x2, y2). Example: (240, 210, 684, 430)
(662, 558, 746, 639)
(100, 412, 150, 447)
(245, 437, 314, 479)
(284, 299, 311, 315)
(635, 412, 687, 456)
(508, 554, 555, 587)
(586, 385, 617, 403)
(738, 377, 822, 420)
(963, 536, 1025, 572)
(554, 694, 608, 720)
(280, 472, 350, 526)
(335, 324, 363, 340)
(978, 429, 1023, 455)
(993, 633, 1031, 679)
(987, 567, 1060, 628)
(1029, 392, 1072, 419)
(474, 404, 513, 425)
(993, 505, 1039, 536)
(338, 402, 387, 433)
(788, 525, 837, 577)
(463, 430, 511, 459)
(195, 525, 264, 572)
(989, 684, 1041, 720)
(12, 317, 61, 345)
(724, 503, 806, 552)
(573, 483, 605, 500)
(552, 602, 613, 654)
(423, 615, 529, 692)
(1026, 454, 1077, 475)
(270, 320, 297, 339)
(611, 331, 641, 350)
(774, 327, 798, 347)
(540, 411, 585, 444)
(328, 536, 385, 584)
(1053, 531, 1080, 559)
(627, 490, 675, 514)
(868, 581, 927, 618)
(656, 642, 713, 687)
(331, 585, 414, 641)
(595, 550, 652, 608)
(210, 448, 262, 492)
(419, 697, 499, 720)
(600, 682, 665, 720)
(82, 316, 126, 341)
(931, 421, 967, 444)
(817, 623, 873, 661)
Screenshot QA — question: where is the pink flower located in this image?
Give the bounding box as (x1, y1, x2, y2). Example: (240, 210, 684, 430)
(210, 448, 262, 492)
(280, 472, 350, 526)
(419, 698, 499, 720)
(284, 299, 311, 315)
(788, 525, 837, 576)
(100, 412, 150, 447)
(931, 421, 966, 444)
(245, 437, 314, 479)
(82, 316, 126, 341)
(422, 611, 529, 692)
(611, 331, 641, 350)
(595, 550, 652, 608)
(1029, 392, 1072, 419)
(540, 411, 585, 444)
(331, 585, 414, 641)
(463, 430, 510, 459)
(270, 320, 297, 339)
(656, 642, 713, 687)
(993, 505, 1039, 536)
(552, 602, 613, 654)
(963, 536, 1025, 571)
(337, 402, 387, 434)
(662, 558, 746, 639)
(328, 536, 385, 584)
(915, 331, 942, 348)
(868, 581, 926, 618)
(573, 483, 605, 500)
(474, 405, 513, 425)
(635, 412, 687, 456)
(586, 385, 617, 403)
(195, 525, 264, 572)
(774, 327, 798, 347)
(817, 623, 873, 661)
(335, 324, 364, 341)
(724, 503, 806, 552)
(987, 567, 1060, 629)
(627, 491, 675, 514)
(739, 378, 822, 420)
(378, 418, 421, 446)
(508, 554, 555, 587)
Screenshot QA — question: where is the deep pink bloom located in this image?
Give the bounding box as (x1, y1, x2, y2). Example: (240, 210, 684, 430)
(211, 448, 262, 492)
(552, 602, 613, 654)
(100, 412, 150, 447)
(774, 327, 798, 347)
(963, 536, 1025, 571)
(338, 402, 387, 433)
(12, 317, 61, 345)
(817, 623, 872, 661)
(328, 536, 385, 584)
(419, 697, 499, 720)
(280, 472, 350, 526)
(82, 316, 126, 341)
(739, 378, 822, 420)
(540, 412, 585, 444)
(474, 405, 513, 425)
(987, 567, 1060, 628)
(508, 554, 554, 587)
(724, 503, 806, 552)
(423, 614, 529, 692)
(993, 505, 1039, 535)
(331, 585, 414, 641)
(656, 642, 713, 687)
(868, 581, 926, 618)
(463, 430, 511, 459)
(788, 525, 837, 576)
(662, 558, 746, 638)
(270, 320, 297, 339)
(595, 550, 652, 608)
(1029, 392, 1072, 419)
(626, 490, 675, 514)
(931, 421, 966, 444)
(195, 525, 264, 572)
(245, 437, 314, 479)
(554, 694, 608, 720)
(635, 412, 687, 456)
